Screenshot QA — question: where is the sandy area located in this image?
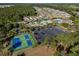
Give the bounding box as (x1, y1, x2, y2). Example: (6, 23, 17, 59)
(13, 45, 55, 56)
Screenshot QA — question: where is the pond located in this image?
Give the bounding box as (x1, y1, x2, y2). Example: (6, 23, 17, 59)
(32, 26, 64, 43)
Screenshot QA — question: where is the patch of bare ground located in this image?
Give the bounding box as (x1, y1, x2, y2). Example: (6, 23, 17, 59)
(23, 45, 55, 56)
(0, 52, 3, 56)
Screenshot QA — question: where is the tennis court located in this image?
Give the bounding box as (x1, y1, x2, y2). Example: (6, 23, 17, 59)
(10, 33, 36, 51)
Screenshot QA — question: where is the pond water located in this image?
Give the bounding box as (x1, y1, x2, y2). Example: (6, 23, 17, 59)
(32, 26, 64, 43)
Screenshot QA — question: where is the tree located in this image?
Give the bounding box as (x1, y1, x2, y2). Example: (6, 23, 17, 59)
(52, 32, 79, 55)
(61, 23, 69, 28)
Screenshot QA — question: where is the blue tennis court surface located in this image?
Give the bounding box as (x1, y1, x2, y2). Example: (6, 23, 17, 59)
(13, 42, 21, 49)
(25, 34, 33, 46)
(24, 34, 30, 40)
(12, 37, 21, 49)
(12, 37, 21, 46)
(27, 40, 32, 46)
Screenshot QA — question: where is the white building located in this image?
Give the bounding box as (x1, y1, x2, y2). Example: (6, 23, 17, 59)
(23, 17, 30, 23)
